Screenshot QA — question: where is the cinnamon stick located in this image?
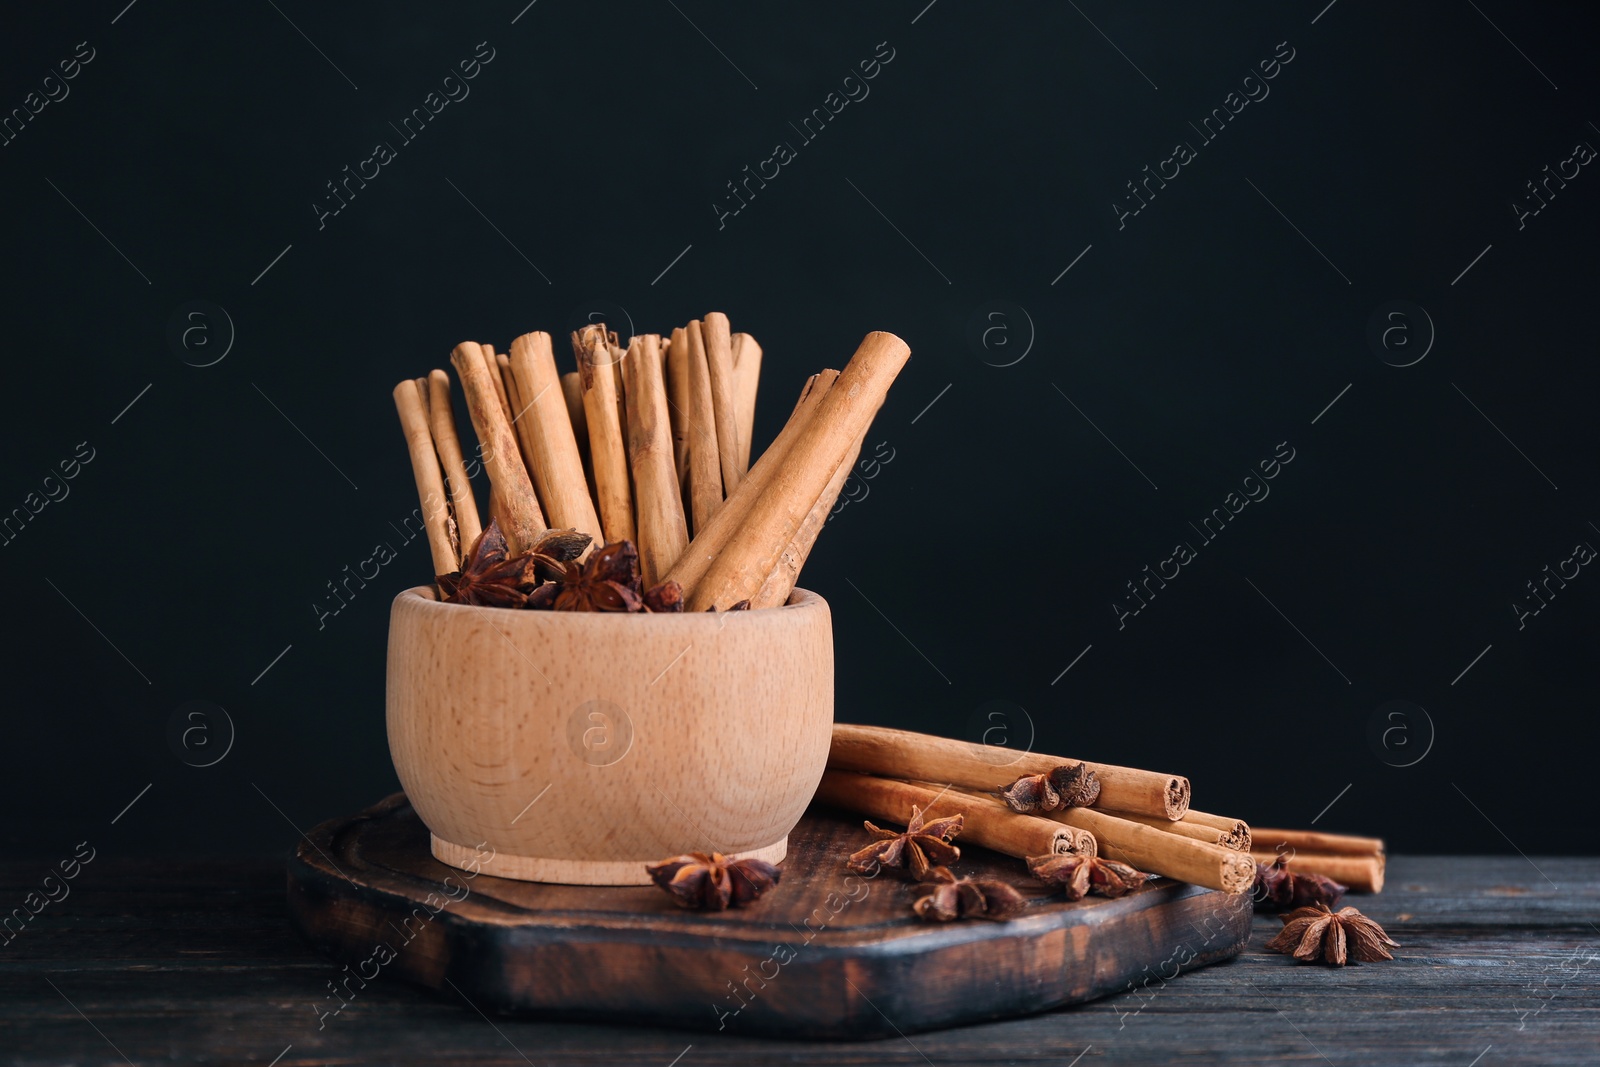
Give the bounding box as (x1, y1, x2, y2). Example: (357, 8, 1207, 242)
(509, 331, 603, 543)
(622, 333, 688, 585)
(746, 425, 865, 609)
(687, 331, 910, 610)
(664, 370, 837, 597)
(684, 320, 723, 534)
(732, 332, 762, 471)
(701, 312, 743, 491)
(1052, 807, 1255, 893)
(392, 379, 458, 576)
(425, 370, 483, 554)
(1250, 828, 1383, 857)
(482, 343, 514, 429)
(1104, 809, 1250, 851)
(576, 327, 635, 547)
(815, 771, 1083, 862)
(1250, 850, 1386, 893)
(666, 326, 691, 486)
(450, 341, 545, 553)
(828, 723, 1191, 822)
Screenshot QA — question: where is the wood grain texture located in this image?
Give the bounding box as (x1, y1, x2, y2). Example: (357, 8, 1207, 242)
(286, 794, 1250, 1039)
(4, 855, 1597, 1064)
(385, 586, 833, 884)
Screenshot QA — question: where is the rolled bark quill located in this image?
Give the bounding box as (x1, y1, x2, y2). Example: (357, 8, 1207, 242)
(684, 320, 723, 534)
(391, 380, 458, 576)
(828, 723, 1191, 822)
(701, 312, 744, 491)
(666, 326, 692, 486)
(747, 425, 866, 609)
(688, 331, 911, 611)
(622, 333, 689, 585)
(575, 328, 635, 547)
(816, 771, 1084, 862)
(663, 370, 837, 597)
(561, 371, 590, 467)
(482, 343, 514, 429)
(1050, 807, 1256, 893)
(425, 370, 483, 554)
(509, 331, 603, 544)
(450, 341, 545, 553)
(1250, 850, 1385, 894)
(732, 332, 762, 471)
(1250, 828, 1383, 856)
(1103, 809, 1250, 851)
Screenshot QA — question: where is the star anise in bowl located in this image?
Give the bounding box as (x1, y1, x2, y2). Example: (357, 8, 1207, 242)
(846, 806, 963, 879)
(436, 519, 591, 607)
(1027, 853, 1150, 900)
(911, 866, 1026, 922)
(645, 852, 781, 910)
(1265, 903, 1399, 966)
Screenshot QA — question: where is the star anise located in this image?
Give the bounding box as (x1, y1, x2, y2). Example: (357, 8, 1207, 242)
(552, 540, 644, 612)
(436, 520, 533, 607)
(1027, 853, 1150, 900)
(1265, 903, 1399, 966)
(912, 866, 1026, 922)
(645, 852, 781, 910)
(1000, 764, 1102, 813)
(1254, 856, 1346, 912)
(847, 805, 963, 879)
(643, 579, 684, 613)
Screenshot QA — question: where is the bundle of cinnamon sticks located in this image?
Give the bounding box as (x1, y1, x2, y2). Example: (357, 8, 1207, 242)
(820, 724, 1385, 896)
(391, 317, 910, 610)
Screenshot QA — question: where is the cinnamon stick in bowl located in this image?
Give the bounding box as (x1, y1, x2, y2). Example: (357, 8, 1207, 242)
(450, 341, 545, 553)
(508, 331, 603, 544)
(623, 333, 689, 585)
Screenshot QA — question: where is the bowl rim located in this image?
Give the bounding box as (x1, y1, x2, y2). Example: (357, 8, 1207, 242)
(392, 584, 826, 621)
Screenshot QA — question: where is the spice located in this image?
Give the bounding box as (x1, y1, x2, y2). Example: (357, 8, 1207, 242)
(1254, 856, 1346, 912)
(645, 852, 781, 910)
(912, 866, 1026, 922)
(1000, 763, 1102, 813)
(846, 805, 963, 880)
(1265, 903, 1399, 966)
(436, 520, 590, 607)
(1027, 853, 1150, 901)
(553, 540, 645, 612)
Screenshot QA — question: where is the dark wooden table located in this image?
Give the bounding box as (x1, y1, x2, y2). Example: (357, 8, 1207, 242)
(3, 855, 1596, 1066)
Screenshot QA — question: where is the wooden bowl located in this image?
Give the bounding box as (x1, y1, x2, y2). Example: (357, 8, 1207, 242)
(385, 586, 833, 885)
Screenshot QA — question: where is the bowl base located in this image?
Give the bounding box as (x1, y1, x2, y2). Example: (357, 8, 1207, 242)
(431, 833, 789, 886)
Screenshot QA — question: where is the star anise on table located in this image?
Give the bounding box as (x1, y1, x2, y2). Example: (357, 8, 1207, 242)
(436, 520, 593, 608)
(645, 852, 781, 910)
(1000, 763, 1102, 813)
(1027, 853, 1150, 901)
(912, 866, 1026, 922)
(1265, 903, 1399, 966)
(1254, 856, 1347, 912)
(847, 805, 963, 879)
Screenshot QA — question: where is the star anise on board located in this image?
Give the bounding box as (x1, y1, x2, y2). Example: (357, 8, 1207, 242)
(645, 852, 781, 910)
(1254, 856, 1347, 912)
(1000, 763, 1102, 813)
(436, 520, 593, 608)
(847, 806, 963, 879)
(1027, 853, 1150, 901)
(1265, 903, 1399, 966)
(912, 866, 1026, 922)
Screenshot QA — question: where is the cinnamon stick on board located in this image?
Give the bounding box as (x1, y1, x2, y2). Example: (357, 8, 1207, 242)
(1102, 809, 1250, 851)
(392, 379, 458, 576)
(684, 320, 723, 535)
(663, 370, 837, 597)
(731, 332, 763, 471)
(509, 331, 603, 544)
(450, 341, 545, 553)
(666, 325, 692, 486)
(701, 312, 744, 491)
(1250, 850, 1386, 893)
(575, 328, 635, 547)
(746, 425, 866, 609)
(688, 331, 911, 611)
(829, 723, 1191, 822)
(1250, 828, 1384, 856)
(425, 370, 483, 554)
(1049, 807, 1256, 893)
(815, 771, 1085, 862)
(622, 333, 689, 585)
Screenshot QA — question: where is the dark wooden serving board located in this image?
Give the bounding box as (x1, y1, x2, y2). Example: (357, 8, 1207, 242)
(287, 793, 1251, 1039)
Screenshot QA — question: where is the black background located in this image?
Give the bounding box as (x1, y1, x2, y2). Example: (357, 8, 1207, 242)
(3, 0, 1596, 858)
